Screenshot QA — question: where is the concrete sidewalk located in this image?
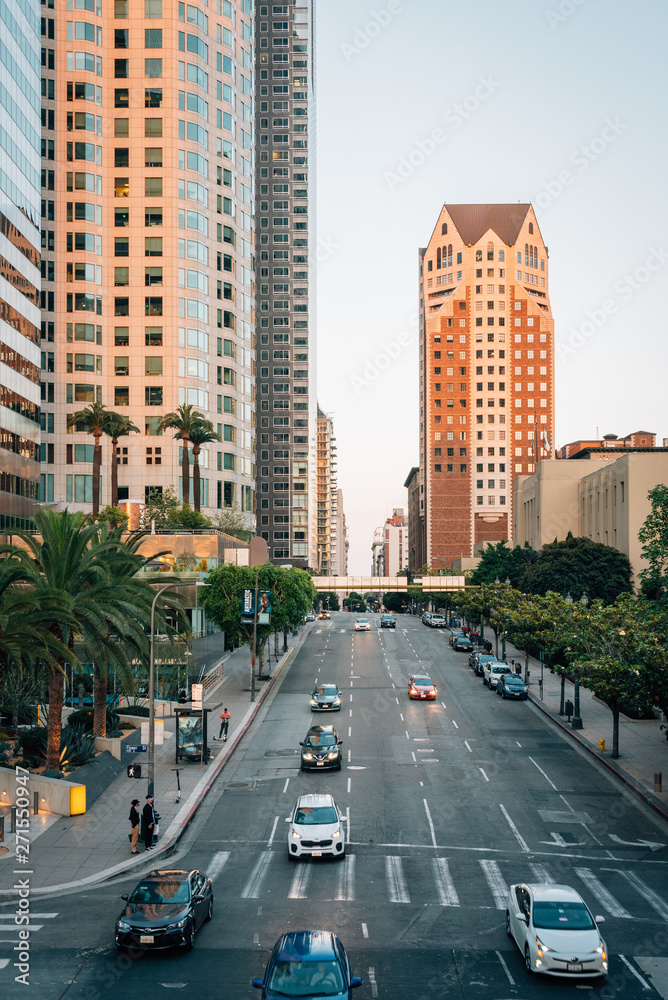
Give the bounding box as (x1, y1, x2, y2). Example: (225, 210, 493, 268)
(501, 638, 668, 819)
(0, 626, 310, 898)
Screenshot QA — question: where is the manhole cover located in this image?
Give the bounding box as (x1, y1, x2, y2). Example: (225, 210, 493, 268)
(264, 749, 299, 758)
(539, 810, 593, 824)
(226, 780, 258, 791)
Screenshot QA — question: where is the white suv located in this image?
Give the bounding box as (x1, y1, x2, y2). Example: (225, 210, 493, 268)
(287, 793, 346, 861)
(483, 662, 513, 689)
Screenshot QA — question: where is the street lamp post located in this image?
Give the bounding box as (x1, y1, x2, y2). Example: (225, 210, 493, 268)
(148, 582, 183, 799)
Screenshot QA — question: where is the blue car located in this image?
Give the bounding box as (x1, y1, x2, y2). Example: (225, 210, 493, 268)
(252, 930, 363, 999)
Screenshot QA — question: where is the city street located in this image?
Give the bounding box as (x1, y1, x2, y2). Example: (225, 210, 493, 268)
(4, 612, 668, 999)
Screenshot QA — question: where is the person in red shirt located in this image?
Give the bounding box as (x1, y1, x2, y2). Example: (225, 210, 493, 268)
(217, 707, 231, 741)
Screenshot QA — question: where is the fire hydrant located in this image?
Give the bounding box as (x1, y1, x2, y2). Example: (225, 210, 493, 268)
(599, 738, 606, 752)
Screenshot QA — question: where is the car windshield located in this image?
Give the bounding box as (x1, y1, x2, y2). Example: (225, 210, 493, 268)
(356, 619, 368, 623)
(492, 666, 511, 673)
(294, 806, 338, 825)
(505, 676, 524, 686)
(267, 959, 345, 997)
(130, 879, 190, 904)
(315, 686, 338, 697)
(306, 732, 337, 746)
(533, 900, 596, 930)
(413, 677, 432, 686)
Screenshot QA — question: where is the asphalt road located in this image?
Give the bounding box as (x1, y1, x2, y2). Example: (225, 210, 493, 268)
(3, 611, 668, 999)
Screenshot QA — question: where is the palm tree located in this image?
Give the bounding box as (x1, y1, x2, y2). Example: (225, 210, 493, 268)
(67, 402, 110, 516)
(189, 419, 220, 512)
(158, 404, 206, 507)
(104, 412, 139, 507)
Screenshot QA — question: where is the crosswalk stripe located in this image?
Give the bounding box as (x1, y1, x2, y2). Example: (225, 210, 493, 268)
(288, 862, 312, 899)
(335, 854, 355, 901)
(574, 868, 633, 919)
(479, 860, 508, 910)
(385, 856, 410, 903)
(241, 850, 273, 899)
(529, 863, 555, 884)
(432, 858, 459, 906)
(616, 870, 668, 921)
(208, 851, 230, 882)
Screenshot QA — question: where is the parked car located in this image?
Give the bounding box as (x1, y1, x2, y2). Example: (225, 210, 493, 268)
(484, 662, 513, 689)
(300, 725, 343, 771)
(497, 674, 528, 700)
(306, 612, 316, 622)
(506, 883, 607, 978)
(408, 674, 437, 700)
(380, 614, 396, 629)
(252, 930, 363, 998)
(286, 793, 346, 861)
(422, 612, 433, 626)
(115, 869, 213, 952)
(319, 612, 331, 620)
(429, 614, 446, 628)
(453, 635, 473, 652)
(449, 630, 466, 647)
(310, 684, 342, 712)
(354, 618, 370, 631)
(471, 652, 498, 676)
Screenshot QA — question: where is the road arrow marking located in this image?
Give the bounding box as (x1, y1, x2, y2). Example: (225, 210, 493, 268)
(609, 834, 665, 852)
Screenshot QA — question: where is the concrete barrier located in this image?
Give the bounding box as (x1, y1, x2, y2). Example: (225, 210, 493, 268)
(0, 769, 85, 816)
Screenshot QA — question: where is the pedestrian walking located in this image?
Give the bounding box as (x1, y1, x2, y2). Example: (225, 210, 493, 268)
(217, 707, 230, 741)
(129, 798, 140, 854)
(143, 793, 156, 852)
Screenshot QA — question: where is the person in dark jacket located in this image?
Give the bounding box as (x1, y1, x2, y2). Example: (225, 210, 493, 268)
(143, 794, 156, 852)
(129, 799, 140, 854)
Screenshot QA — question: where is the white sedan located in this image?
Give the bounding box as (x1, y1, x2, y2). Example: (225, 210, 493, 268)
(506, 883, 607, 978)
(354, 618, 371, 631)
(286, 793, 346, 861)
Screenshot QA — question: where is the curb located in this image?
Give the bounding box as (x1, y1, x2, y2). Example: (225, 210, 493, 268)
(0, 641, 301, 899)
(528, 692, 668, 824)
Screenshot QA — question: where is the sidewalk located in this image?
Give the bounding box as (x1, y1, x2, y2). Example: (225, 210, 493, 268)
(0, 626, 310, 898)
(503, 638, 668, 820)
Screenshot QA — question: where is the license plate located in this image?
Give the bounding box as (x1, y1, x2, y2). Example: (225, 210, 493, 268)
(420, 694, 426, 698)
(567, 963, 583, 973)
(139, 935, 154, 944)
(311, 850, 322, 857)
(317, 761, 324, 766)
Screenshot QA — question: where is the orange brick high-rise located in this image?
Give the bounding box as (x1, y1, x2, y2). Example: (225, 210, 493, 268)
(418, 204, 555, 569)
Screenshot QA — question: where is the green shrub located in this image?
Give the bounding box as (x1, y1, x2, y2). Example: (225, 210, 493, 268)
(18, 727, 47, 766)
(61, 725, 98, 767)
(43, 769, 63, 779)
(66, 708, 120, 732)
(122, 705, 150, 717)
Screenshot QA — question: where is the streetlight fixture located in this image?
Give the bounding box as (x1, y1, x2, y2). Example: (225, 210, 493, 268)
(148, 582, 184, 798)
(571, 591, 587, 730)
(565, 593, 573, 604)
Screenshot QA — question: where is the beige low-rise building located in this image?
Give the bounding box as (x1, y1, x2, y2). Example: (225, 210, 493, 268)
(513, 452, 668, 582)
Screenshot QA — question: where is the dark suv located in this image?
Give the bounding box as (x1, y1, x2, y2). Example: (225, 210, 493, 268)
(300, 725, 343, 771)
(380, 614, 396, 629)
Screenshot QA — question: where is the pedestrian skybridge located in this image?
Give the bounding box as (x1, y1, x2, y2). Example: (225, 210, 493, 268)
(311, 576, 468, 593)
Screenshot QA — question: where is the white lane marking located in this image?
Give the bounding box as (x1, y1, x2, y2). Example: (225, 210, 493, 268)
(560, 793, 603, 846)
(496, 950, 516, 986)
(347, 749, 351, 762)
(395, 697, 399, 704)
(452, 719, 459, 729)
(411, 751, 416, 762)
(349, 709, 353, 717)
(361, 921, 368, 938)
(499, 804, 530, 853)
(480, 859, 508, 910)
(368, 966, 379, 999)
(348, 726, 351, 737)
(618, 954, 652, 990)
(529, 756, 558, 791)
(423, 799, 438, 848)
(336, 853, 355, 901)
(385, 856, 410, 903)
(340, 629, 345, 633)
(282, 778, 290, 794)
(574, 868, 632, 919)
(479, 768, 489, 782)
(405, 730, 410, 739)
(241, 851, 273, 898)
(420, 781, 423, 787)
(346, 806, 351, 843)
(616, 869, 668, 920)
(253, 932, 260, 944)
(399, 713, 404, 722)
(516, 741, 522, 747)
(432, 858, 460, 906)
(464, 741, 473, 752)
(288, 861, 312, 899)
(529, 863, 554, 883)
(347, 777, 351, 794)
(208, 851, 231, 882)
(316, 629, 322, 634)
(350, 693, 353, 702)
(267, 816, 279, 847)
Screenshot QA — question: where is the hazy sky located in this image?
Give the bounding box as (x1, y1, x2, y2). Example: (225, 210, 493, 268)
(314, 0, 668, 574)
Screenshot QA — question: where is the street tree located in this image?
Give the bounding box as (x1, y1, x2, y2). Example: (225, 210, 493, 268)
(638, 484, 668, 602)
(318, 592, 340, 611)
(522, 533, 632, 603)
(189, 419, 220, 512)
(210, 503, 253, 542)
(67, 402, 112, 516)
(158, 404, 207, 506)
(104, 412, 139, 507)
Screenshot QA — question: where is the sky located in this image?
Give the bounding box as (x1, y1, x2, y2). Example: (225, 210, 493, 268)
(313, 0, 668, 574)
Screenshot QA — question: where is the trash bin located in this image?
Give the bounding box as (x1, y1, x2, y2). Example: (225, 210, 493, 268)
(515, 664, 522, 676)
(565, 699, 574, 720)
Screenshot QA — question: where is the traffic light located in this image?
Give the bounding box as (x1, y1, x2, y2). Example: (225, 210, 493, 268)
(127, 764, 142, 778)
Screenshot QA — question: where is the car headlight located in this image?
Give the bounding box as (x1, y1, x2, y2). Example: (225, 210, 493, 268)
(302, 752, 314, 760)
(596, 944, 607, 960)
(117, 919, 131, 932)
(290, 829, 302, 840)
(331, 827, 342, 838)
(327, 751, 339, 759)
(536, 937, 551, 958)
(166, 918, 188, 930)
(310, 699, 318, 705)
(332, 698, 341, 705)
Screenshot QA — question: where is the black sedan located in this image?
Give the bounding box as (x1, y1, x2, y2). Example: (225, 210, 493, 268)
(497, 674, 528, 700)
(300, 725, 343, 771)
(115, 868, 213, 951)
(253, 930, 363, 999)
(452, 635, 473, 652)
(380, 614, 396, 628)
(471, 652, 497, 676)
